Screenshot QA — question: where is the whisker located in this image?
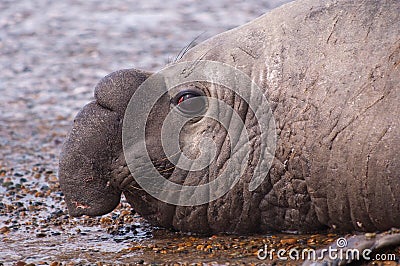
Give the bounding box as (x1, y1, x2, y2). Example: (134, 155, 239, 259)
(182, 44, 221, 78)
(157, 166, 176, 173)
(150, 151, 181, 165)
(194, 43, 223, 65)
(158, 151, 181, 162)
(126, 184, 144, 191)
(174, 32, 206, 62)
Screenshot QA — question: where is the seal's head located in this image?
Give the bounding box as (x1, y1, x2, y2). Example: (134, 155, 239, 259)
(59, 61, 285, 234)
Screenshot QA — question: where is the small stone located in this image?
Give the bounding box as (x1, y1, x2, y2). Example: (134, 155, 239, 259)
(365, 232, 376, 239)
(0, 227, 10, 234)
(120, 210, 130, 217)
(34, 191, 44, 197)
(2, 181, 13, 188)
(196, 244, 204, 250)
(100, 217, 112, 225)
(280, 238, 297, 245)
(36, 233, 47, 238)
(381, 262, 398, 266)
(48, 175, 58, 182)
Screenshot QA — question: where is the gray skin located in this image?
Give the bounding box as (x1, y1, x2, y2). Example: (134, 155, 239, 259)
(59, 0, 400, 247)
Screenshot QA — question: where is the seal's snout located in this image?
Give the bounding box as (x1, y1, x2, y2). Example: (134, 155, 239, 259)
(59, 101, 123, 216)
(59, 69, 151, 217)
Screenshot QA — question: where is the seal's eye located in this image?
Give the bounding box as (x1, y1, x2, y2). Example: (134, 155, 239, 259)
(174, 90, 207, 115)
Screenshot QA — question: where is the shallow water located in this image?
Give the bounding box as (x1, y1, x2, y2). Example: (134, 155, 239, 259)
(1, 0, 399, 265)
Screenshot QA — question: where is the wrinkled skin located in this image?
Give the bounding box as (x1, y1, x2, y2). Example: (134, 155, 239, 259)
(59, 0, 399, 244)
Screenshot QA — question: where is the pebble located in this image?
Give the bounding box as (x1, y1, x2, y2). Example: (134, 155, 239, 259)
(365, 232, 377, 239)
(0, 226, 10, 234)
(280, 238, 298, 245)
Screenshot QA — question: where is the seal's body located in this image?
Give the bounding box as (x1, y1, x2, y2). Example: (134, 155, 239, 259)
(59, 0, 400, 235)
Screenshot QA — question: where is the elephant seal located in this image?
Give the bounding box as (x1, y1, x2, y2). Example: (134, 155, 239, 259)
(59, 0, 400, 241)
